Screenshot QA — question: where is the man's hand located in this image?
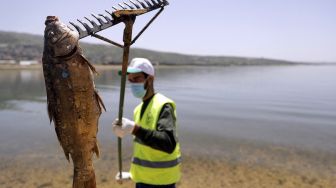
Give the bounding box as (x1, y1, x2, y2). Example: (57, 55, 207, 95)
(112, 117, 135, 138)
(115, 171, 131, 181)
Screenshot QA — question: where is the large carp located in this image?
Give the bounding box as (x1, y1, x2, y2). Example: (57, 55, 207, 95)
(42, 16, 106, 188)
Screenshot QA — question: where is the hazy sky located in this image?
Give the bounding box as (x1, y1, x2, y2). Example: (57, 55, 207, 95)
(0, 0, 335, 62)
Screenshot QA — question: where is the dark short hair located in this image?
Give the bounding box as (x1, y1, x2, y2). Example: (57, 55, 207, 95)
(142, 72, 148, 78)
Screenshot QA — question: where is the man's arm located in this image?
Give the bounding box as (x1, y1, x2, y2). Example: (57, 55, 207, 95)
(132, 103, 177, 154)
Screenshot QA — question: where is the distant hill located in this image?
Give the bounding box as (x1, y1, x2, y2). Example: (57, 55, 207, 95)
(0, 31, 297, 65)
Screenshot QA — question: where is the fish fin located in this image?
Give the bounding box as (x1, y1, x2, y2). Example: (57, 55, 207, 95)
(94, 90, 106, 112)
(79, 54, 98, 75)
(64, 151, 70, 162)
(93, 141, 100, 158)
(47, 102, 54, 123)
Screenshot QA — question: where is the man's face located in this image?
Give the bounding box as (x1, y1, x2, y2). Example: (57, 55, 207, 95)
(128, 72, 146, 83)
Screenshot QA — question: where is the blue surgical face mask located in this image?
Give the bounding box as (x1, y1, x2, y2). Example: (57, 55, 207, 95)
(130, 82, 147, 98)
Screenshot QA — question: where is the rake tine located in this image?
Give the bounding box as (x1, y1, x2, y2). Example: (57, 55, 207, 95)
(105, 10, 113, 16)
(112, 6, 119, 11)
(124, 2, 135, 9)
(118, 3, 127, 9)
(85, 16, 100, 32)
(158, 0, 168, 6)
(150, 0, 158, 6)
(69, 22, 88, 38)
(163, 0, 169, 6)
(157, 0, 165, 6)
(69, 22, 81, 32)
(91, 14, 106, 25)
(144, 0, 153, 7)
(136, 0, 147, 8)
(130, 0, 141, 9)
(77, 19, 93, 34)
(98, 14, 114, 29)
(99, 14, 113, 30)
(99, 14, 110, 22)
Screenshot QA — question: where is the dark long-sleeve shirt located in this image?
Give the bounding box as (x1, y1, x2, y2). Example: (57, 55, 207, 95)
(132, 94, 177, 154)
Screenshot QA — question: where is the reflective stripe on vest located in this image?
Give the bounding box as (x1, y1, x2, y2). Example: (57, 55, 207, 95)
(132, 156, 182, 168)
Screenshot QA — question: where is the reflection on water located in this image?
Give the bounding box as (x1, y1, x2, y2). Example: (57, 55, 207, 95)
(0, 70, 45, 108)
(0, 65, 336, 157)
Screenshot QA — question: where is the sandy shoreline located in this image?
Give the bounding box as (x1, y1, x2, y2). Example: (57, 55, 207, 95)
(1, 145, 335, 188)
(1, 156, 335, 188)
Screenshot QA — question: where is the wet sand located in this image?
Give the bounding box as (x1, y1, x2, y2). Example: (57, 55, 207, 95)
(1, 143, 335, 188)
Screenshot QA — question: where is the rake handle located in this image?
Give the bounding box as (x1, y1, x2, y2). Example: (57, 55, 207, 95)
(117, 15, 136, 184)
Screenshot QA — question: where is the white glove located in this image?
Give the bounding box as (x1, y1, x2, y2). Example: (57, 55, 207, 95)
(112, 117, 135, 138)
(115, 171, 131, 181)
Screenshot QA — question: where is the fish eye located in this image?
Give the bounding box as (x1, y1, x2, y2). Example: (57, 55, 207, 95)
(48, 31, 58, 42)
(48, 31, 55, 37)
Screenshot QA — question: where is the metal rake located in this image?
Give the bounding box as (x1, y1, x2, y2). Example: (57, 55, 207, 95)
(70, 0, 169, 40)
(69, 0, 169, 183)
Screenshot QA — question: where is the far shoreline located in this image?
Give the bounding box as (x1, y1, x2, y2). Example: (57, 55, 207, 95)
(0, 62, 334, 70)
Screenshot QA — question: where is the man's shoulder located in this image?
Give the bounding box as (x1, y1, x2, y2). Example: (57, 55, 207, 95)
(155, 93, 173, 103)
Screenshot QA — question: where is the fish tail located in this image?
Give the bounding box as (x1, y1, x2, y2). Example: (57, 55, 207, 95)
(47, 102, 54, 123)
(73, 170, 96, 188)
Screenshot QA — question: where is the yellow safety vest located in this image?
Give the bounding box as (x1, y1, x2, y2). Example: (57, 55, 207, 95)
(130, 93, 181, 185)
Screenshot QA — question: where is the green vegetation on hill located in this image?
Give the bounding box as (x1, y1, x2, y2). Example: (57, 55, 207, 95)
(0, 31, 296, 65)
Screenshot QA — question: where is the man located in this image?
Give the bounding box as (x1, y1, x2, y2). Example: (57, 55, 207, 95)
(112, 58, 182, 188)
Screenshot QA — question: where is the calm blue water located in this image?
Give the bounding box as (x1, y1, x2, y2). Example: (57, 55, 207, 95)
(0, 65, 336, 157)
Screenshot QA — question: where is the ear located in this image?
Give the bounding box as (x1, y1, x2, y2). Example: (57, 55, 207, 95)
(148, 75, 154, 82)
(145, 75, 154, 89)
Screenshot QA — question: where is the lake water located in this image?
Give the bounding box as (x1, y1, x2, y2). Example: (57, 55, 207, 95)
(0, 65, 336, 166)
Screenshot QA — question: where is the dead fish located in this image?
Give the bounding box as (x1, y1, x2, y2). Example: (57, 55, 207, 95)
(42, 16, 106, 188)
